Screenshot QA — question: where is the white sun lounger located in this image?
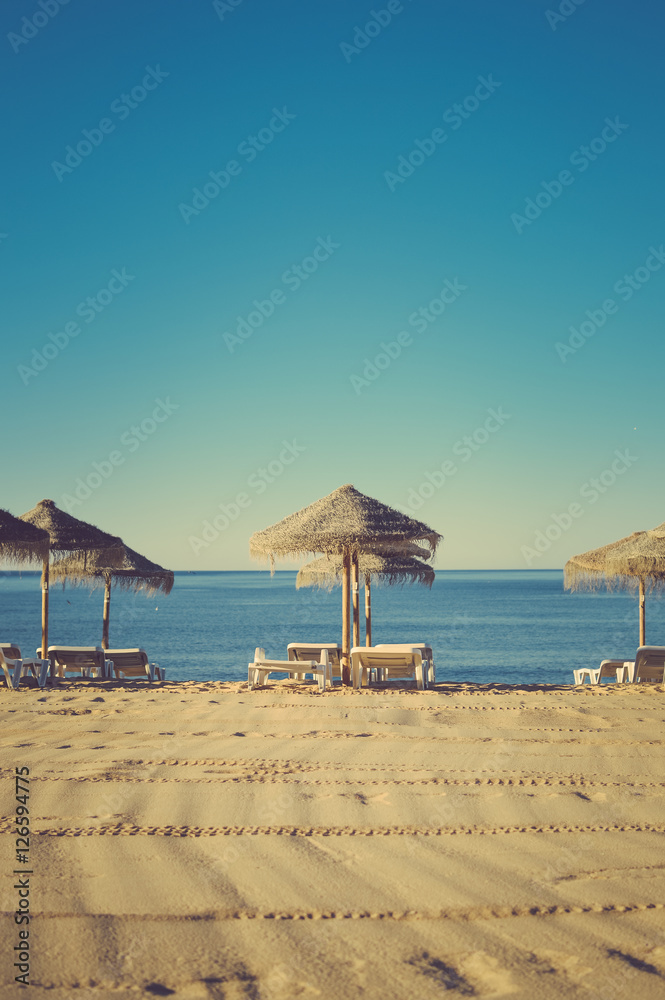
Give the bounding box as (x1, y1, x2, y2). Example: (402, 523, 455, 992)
(627, 646, 665, 684)
(287, 643, 342, 681)
(41, 646, 113, 681)
(574, 646, 665, 685)
(374, 642, 435, 684)
(573, 659, 632, 685)
(249, 647, 332, 692)
(105, 648, 165, 682)
(350, 646, 426, 690)
(0, 644, 49, 690)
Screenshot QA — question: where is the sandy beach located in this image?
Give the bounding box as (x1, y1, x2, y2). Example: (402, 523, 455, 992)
(2, 678, 665, 999)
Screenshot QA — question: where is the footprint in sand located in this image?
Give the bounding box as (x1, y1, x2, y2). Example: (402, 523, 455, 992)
(408, 953, 474, 995)
(410, 951, 516, 996)
(459, 952, 516, 995)
(531, 950, 592, 983)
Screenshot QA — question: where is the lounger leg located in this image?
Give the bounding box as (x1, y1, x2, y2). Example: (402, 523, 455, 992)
(12, 660, 23, 690)
(38, 660, 49, 688)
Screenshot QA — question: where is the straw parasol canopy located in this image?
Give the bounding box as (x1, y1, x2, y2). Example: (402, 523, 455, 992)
(249, 484, 441, 564)
(368, 540, 433, 561)
(0, 509, 50, 565)
(296, 553, 435, 590)
(564, 520, 665, 646)
(19, 499, 125, 657)
(250, 484, 441, 682)
(51, 544, 174, 649)
(53, 544, 174, 594)
(20, 500, 124, 565)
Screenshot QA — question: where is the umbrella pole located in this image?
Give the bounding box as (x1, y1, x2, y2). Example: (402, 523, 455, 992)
(102, 576, 111, 650)
(639, 577, 646, 646)
(342, 549, 351, 685)
(352, 551, 360, 648)
(365, 572, 372, 646)
(41, 557, 49, 660)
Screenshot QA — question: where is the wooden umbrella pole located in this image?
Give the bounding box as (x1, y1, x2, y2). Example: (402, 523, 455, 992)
(639, 577, 646, 647)
(41, 557, 49, 660)
(341, 549, 351, 685)
(352, 551, 360, 648)
(102, 576, 111, 650)
(364, 572, 372, 647)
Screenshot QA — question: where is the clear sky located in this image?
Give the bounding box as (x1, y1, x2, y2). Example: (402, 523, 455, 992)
(3, 0, 664, 571)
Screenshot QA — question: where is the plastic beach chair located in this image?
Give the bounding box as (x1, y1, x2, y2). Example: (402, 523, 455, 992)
(374, 642, 436, 684)
(0, 644, 49, 690)
(574, 646, 665, 685)
(628, 646, 665, 684)
(350, 646, 426, 690)
(41, 646, 113, 681)
(287, 643, 342, 681)
(105, 648, 165, 682)
(249, 647, 332, 692)
(573, 659, 632, 685)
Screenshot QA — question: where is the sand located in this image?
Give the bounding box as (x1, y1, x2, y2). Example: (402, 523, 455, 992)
(1, 677, 665, 999)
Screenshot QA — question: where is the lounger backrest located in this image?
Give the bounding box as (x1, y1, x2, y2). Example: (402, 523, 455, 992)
(47, 646, 105, 671)
(634, 646, 665, 682)
(375, 642, 428, 648)
(104, 649, 148, 670)
(288, 644, 342, 666)
(0, 644, 21, 660)
(375, 643, 432, 658)
(353, 648, 422, 671)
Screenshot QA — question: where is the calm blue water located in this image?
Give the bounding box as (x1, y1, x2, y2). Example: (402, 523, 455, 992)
(1, 570, 663, 685)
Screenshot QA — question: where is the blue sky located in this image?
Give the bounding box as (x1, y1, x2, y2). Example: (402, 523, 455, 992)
(3, 0, 664, 570)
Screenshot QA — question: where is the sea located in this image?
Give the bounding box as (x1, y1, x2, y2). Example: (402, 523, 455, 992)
(1, 570, 663, 686)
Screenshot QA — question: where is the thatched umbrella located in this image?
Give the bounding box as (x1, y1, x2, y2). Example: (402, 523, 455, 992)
(297, 551, 435, 647)
(249, 484, 441, 683)
(51, 544, 174, 648)
(564, 520, 665, 646)
(19, 499, 124, 657)
(0, 509, 50, 565)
